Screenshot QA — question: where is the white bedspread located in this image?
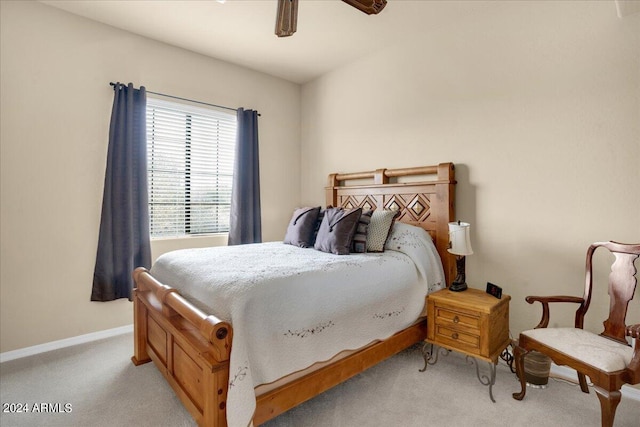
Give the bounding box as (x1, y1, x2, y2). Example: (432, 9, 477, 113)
(150, 222, 444, 427)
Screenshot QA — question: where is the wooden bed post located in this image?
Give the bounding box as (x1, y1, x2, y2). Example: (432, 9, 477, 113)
(374, 168, 388, 185)
(435, 162, 456, 286)
(131, 270, 151, 366)
(326, 173, 338, 206)
(202, 367, 230, 427)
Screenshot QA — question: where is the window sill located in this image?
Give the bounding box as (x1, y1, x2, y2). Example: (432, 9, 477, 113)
(150, 232, 228, 242)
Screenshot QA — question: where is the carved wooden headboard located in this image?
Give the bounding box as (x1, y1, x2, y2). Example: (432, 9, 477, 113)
(325, 163, 456, 285)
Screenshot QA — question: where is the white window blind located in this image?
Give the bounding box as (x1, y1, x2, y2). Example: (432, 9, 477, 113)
(146, 97, 237, 238)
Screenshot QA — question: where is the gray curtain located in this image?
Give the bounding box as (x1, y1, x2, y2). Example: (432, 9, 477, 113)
(92, 83, 151, 301)
(228, 108, 262, 245)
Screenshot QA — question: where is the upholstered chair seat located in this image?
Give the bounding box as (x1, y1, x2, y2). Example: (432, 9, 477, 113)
(522, 328, 633, 373)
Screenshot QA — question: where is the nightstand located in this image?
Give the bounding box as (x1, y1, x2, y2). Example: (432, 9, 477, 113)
(422, 287, 511, 402)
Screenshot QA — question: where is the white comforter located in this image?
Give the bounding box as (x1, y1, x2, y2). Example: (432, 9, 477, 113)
(150, 222, 444, 427)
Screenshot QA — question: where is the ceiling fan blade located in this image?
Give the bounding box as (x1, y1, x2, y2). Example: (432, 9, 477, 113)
(342, 0, 387, 15)
(275, 0, 385, 38)
(275, 0, 298, 37)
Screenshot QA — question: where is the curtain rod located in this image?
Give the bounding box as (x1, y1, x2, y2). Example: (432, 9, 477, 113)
(109, 82, 260, 116)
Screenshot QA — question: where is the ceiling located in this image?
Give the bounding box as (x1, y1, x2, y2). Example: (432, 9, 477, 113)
(40, 0, 504, 84)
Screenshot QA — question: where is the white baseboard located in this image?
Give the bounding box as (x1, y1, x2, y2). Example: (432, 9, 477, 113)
(550, 363, 640, 402)
(0, 324, 133, 363)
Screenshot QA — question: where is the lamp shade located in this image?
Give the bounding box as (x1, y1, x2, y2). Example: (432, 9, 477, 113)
(448, 221, 473, 256)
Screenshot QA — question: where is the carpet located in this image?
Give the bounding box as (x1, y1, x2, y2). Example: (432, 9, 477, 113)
(1, 333, 638, 426)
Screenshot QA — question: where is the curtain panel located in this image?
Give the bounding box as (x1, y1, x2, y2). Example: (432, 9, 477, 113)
(92, 83, 151, 301)
(228, 108, 262, 245)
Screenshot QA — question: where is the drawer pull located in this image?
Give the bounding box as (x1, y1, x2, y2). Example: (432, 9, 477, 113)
(451, 332, 459, 340)
(453, 316, 460, 323)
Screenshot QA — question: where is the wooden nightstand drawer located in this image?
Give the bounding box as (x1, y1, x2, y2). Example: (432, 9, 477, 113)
(434, 307, 480, 331)
(434, 324, 480, 350)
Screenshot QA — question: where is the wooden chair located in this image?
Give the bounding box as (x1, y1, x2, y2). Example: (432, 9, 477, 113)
(512, 241, 640, 427)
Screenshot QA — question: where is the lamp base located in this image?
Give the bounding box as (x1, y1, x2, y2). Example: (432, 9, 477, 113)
(449, 281, 468, 292)
(450, 255, 468, 292)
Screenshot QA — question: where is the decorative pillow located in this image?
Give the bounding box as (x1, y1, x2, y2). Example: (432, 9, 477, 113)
(351, 210, 373, 253)
(314, 207, 362, 255)
(311, 206, 331, 245)
(367, 209, 400, 252)
(283, 207, 321, 248)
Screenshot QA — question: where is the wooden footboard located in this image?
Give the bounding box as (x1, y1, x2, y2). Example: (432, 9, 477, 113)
(132, 267, 232, 427)
(133, 267, 427, 427)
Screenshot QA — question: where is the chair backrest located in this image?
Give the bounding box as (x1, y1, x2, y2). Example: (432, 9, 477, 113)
(581, 242, 640, 344)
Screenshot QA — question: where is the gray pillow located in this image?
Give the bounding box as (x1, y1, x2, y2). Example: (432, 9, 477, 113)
(312, 206, 331, 244)
(314, 207, 362, 255)
(283, 207, 321, 248)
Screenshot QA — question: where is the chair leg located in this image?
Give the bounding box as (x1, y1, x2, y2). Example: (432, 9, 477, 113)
(512, 344, 529, 400)
(594, 387, 621, 427)
(577, 372, 589, 394)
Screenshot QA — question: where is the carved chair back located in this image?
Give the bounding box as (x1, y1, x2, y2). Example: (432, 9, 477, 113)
(580, 242, 640, 344)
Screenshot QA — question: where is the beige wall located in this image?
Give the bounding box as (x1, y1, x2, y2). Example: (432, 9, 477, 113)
(0, 1, 300, 352)
(1, 0, 639, 355)
(300, 1, 640, 337)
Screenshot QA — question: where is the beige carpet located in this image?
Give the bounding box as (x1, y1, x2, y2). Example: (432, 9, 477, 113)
(1, 332, 638, 426)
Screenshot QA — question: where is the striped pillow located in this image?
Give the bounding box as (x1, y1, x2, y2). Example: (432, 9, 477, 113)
(351, 210, 373, 253)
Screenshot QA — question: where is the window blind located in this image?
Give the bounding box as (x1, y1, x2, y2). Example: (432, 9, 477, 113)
(146, 97, 237, 238)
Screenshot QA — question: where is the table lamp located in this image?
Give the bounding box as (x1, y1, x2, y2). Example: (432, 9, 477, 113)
(448, 221, 473, 292)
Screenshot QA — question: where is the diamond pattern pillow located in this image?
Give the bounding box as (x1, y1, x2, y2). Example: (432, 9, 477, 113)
(367, 210, 400, 252)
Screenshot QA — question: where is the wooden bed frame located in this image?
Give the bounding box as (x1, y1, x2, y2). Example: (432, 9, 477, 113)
(131, 162, 456, 426)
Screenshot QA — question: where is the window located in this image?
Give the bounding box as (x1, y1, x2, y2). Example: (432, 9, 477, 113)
(146, 97, 237, 238)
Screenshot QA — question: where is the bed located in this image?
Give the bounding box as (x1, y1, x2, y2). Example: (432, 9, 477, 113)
(131, 162, 456, 427)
